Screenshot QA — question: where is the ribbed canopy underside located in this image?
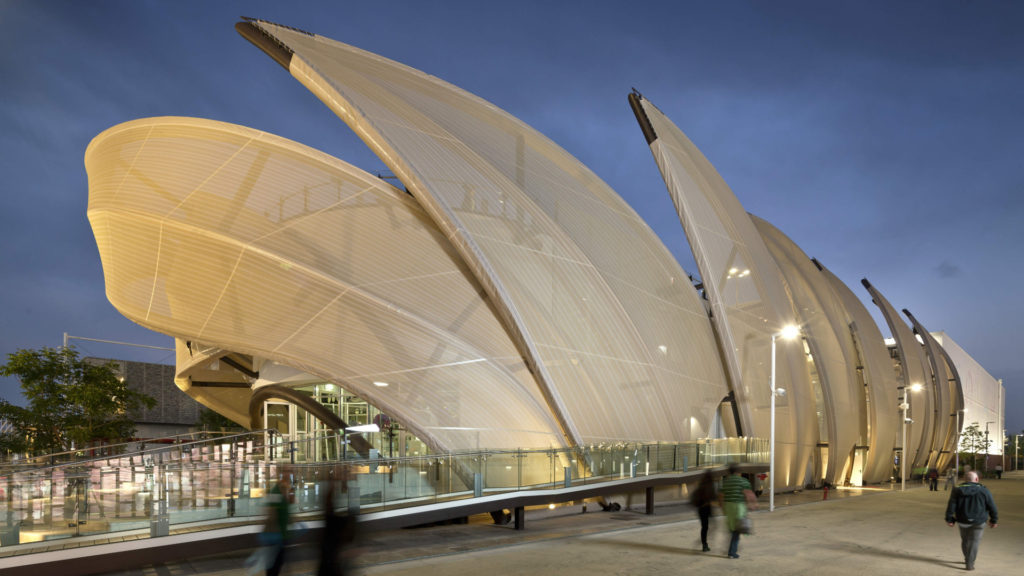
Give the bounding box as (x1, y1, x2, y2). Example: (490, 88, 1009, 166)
(86, 117, 565, 451)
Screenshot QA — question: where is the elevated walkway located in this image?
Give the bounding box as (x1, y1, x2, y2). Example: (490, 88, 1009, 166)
(0, 436, 768, 575)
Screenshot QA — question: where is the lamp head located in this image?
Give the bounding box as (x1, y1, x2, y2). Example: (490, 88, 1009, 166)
(779, 324, 800, 340)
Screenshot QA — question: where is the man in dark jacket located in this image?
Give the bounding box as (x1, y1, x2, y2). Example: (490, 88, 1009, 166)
(945, 470, 997, 571)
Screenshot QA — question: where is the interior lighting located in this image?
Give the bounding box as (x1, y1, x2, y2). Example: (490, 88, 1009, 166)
(373, 381, 389, 387)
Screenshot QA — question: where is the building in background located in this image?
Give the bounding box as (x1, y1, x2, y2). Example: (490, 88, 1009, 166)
(931, 333, 1005, 461)
(90, 359, 203, 438)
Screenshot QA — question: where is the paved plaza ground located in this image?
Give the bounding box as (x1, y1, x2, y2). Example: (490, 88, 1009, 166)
(110, 471, 1023, 575)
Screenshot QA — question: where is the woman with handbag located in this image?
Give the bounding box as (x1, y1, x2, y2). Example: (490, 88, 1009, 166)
(718, 462, 759, 559)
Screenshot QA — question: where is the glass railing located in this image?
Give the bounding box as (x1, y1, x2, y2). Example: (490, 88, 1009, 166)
(0, 429, 245, 474)
(0, 435, 767, 551)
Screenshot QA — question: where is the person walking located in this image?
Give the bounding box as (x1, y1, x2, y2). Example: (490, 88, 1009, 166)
(719, 463, 758, 559)
(945, 468, 956, 491)
(927, 468, 939, 491)
(265, 466, 293, 576)
(691, 470, 717, 552)
(945, 470, 997, 571)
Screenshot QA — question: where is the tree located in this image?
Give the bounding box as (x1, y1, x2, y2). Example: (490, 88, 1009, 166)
(958, 422, 989, 472)
(0, 347, 156, 455)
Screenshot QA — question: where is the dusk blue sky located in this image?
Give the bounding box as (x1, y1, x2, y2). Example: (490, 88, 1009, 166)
(2, 1, 1021, 435)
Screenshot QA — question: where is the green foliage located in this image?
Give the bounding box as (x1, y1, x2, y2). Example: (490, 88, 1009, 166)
(0, 346, 156, 455)
(957, 422, 990, 470)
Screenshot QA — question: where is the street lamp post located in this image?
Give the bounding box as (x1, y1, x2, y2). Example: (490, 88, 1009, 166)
(769, 324, 800, 512)
(898, 383, 922, 491)
(899, 391, 909, 492)
(1011, 432, 1019, 469)
(984, 422, 994, 473)
(955, 409, 965, 479)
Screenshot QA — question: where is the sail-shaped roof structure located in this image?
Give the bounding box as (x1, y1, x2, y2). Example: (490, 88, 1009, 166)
(82, 18, 985, 493)
(232, 19, 731, 446)
(752, 216, 863, 486)
(814, 260, 900, 484)
(861, 279, 937, 469)
(628, 93, 816, 489)
(86, 117, 567, 452)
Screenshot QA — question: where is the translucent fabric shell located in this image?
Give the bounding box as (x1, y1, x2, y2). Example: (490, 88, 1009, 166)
(862, 280, 936, 470)
(86, 117, 566, 452)
(903, 309, 956, 471)
(629, 94, 816, 489)
(240, 20, 731, 445)
(816, 262, 900, 484)
(752, 216, 862, 486)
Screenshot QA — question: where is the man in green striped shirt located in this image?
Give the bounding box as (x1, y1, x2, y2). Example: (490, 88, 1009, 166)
(718, 462, 758, 559)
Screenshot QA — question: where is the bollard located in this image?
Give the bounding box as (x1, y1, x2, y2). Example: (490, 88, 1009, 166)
(823, 484, 829, 500)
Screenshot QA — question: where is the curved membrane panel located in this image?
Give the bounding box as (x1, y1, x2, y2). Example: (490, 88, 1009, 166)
(903, 309, 953, 470)
(241, 21, 731, 446)
(86, 117, 566, 452)
(861, 280, 935, 471)
(752, 216, 862, 486)
(628, 94, 816, 489)
(816, 262, 900, 484)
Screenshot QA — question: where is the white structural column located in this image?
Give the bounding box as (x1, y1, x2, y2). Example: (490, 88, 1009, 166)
(900, 390, 909, 491)
(770, 324, 800, 511)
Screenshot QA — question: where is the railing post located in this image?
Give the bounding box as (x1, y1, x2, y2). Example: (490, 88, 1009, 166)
(473, 473, 482, 498)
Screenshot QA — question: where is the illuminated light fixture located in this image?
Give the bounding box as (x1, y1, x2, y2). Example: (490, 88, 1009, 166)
(909, 383, 923, 393)
(728, 267, 739, 275)
(548, 503, 556, 510)
(779, 324, 800, 341)
(346, 423, 380, 434)
(373, 381, 389, 387)
(658, 345, 668, 354)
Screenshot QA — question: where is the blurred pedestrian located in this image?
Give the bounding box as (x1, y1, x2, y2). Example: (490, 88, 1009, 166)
(927, 468, 939, 491)
(945, 470, 997, 571)
(265, 465, 293, 576)
(719, 463, 758, 559)
(945, 468, 956, 491)
(319, 465, 358, 576)
(691, 470, 717, 552)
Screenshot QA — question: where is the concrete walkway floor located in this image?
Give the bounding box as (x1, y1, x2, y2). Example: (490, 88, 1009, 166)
(107, 472, 1024, 575)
